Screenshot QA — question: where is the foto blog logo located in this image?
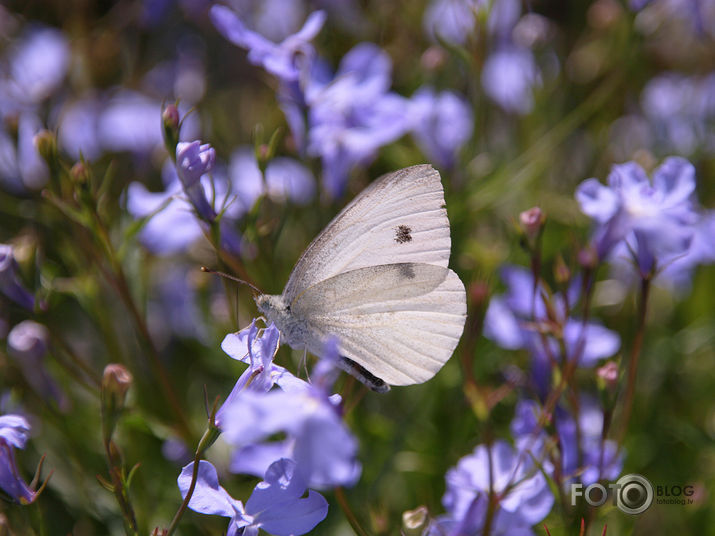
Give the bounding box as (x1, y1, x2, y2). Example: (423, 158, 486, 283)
(571, 474, 654, 515)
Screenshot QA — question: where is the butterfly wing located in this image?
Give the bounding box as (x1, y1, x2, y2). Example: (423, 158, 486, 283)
(290, 263, 466, 386)
(283, 165, 452, 302)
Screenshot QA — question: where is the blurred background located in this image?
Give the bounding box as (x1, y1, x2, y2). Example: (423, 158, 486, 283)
(0, 0, 713, 534)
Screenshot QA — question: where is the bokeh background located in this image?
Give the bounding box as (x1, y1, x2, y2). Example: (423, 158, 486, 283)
(0, 0, 713, 534)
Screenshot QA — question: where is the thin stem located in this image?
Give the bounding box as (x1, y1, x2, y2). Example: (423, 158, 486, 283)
(165, 448, 202, 536)
(616, 277, 651, 444)
(334, 487, 369, 536)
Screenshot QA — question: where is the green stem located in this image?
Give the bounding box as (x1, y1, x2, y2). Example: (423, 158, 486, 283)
(334, 487, 369, 536)
(616, 277, 651, 444)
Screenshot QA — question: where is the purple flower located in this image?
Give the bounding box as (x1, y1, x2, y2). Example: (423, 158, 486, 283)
(2, 26, 70, 105)
(640, 72, 715, 155)
(57, 96, 103, 161)
(125, 180, 204, 255)
(423, 0, 485, 45)
(305, 43, 410, 196)
(176, 141, 217, 221)
(440, 440, 554, 535)
(97, 90, 163, 154)
(0, 244, 35, 310)
(178, 459, 328, 536)
(409, 87, 473, 168)
(658, 210, 715, 290)
(484, 266, 620, 369)
(481, 47, 540, 114)
(555, 399, 623, 485)
(575, 157, 700, 274)
(210, 5, 326, 82)
(7, 321, 68, 411)
(226, 148, 315, 212)
(0, 113, 49, 192)
(511, 398, 623, 488)
(0, 414, 36, 504)
(218, 337, 360, 489)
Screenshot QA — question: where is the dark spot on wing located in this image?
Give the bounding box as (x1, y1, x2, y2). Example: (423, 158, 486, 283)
(395, 224, 412, 243)
(340, 356, 390, 393)
(399, 263, 416, 279)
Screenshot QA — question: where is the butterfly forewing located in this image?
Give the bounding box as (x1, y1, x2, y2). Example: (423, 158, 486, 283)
(282, 165, 451, 302)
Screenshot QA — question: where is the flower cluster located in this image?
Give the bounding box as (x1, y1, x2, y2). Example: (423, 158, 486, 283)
(178, 321, 359, 534)
(211, 5, 474, 195)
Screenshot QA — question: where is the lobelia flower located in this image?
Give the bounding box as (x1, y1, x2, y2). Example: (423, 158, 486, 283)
(7, 321, 68, 411)
(640, 72, 715, 156)
(1, 26, 70, 106)
(435, 440, 554, 535)
(178, 458, 328, 536)
(176, 140, 217, 221)
(510, 398, 623, 489)
(305, 43, 410, 196)
(218, 330, 360, 489)
(422, 0, 486, 45)
(0, 414, 36, 504)
(481, 47, 541, 115)
(575, 157, 700, 275)
(484, 265, 620, 390)
(408, 87, 473, 168)
(210, 5, 326, 83)
(0, 244, 35, 310)
(0, 113, 49, 192)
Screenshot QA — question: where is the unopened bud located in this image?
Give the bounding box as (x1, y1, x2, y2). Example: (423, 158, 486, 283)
(162, 103, 180, 155)
(402, 506, 430, 536)
(70, 161, 90, 185)
(578, 245, 598, 269)
(519, 206, 545, 240)
(33, 130, 57, 164)
(597, 361, 618, 389)
(101, 364, 133, 441)
(102, 364, 132, 406)
(554, 255, 571, 284)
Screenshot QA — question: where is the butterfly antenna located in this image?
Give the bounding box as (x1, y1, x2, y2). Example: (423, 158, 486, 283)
(200, 267, 262, 296)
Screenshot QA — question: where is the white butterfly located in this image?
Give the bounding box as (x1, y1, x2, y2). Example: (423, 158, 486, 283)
(255, 165, 467, 392)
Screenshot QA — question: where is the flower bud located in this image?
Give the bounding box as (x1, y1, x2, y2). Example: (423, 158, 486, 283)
(553, 254, 571, 284)
(519, 206, 545, 241)
(101, 364, 133, 441)
(162, 103, 180, 155)
(596, 361, 618, 389)
(578, 244, 598, 269)
(70, 161, 90, 185)
(33, 130, 57, 165)
(102, 364, 132, 408)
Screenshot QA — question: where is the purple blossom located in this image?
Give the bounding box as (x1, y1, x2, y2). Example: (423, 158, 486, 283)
(218, 334, 360, 489)
(305, 43, 410, 196)
(423, 0, 485, 45)
(178, 459, 328, 536)
(484, 266, 620, 369)
(97, 90, 163, 154)
(409, 87, 473, 168)
(0, 244, 35, 310)
(7, 321, 68, 411)
(640, 72, 715, 155)
(176, 141, 217, 221)
(439, 440, 554, 535)
(2, 26, 70, 106)
(575, 157, 700, 274)
(0, 414, 36, 504)
(226, 148, 315, 212)
(555, 399, 623, 485)
(0, 113, 49, 192)
(481, 47, 540, 114)
(210, 5, 325, 82)
(511, 398, 623, 488)
(125, 179, 204, 255)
